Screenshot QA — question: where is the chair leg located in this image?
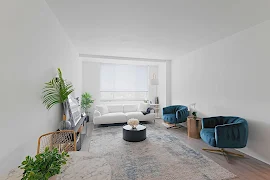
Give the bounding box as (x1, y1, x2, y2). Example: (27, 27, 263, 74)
(167, 124, 183, 129)
(220, 149, 229, 162)
(202, 148, 223, 152)
(202, 148, 244, 159)
(224, 150, 244, 157)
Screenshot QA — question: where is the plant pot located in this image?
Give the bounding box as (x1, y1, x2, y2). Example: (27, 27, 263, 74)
(49, 175, 57, 180)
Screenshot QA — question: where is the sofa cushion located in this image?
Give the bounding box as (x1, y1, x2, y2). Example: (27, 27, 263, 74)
(200, 128, 216, 147)
(125, 112, 155, 122)
(94, 112, 127, 124)
(107, 104, 123, 113)
(95, 105, 109, 115)
(125, 112, 142, 120)
(138, 103, 150, 112)
(123, 104, 138, 113)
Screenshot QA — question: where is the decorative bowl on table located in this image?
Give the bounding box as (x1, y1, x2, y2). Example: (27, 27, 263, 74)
(127, 118, 139, 129)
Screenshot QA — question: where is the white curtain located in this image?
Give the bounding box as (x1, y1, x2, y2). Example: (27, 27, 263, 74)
(100, 64, 148, 92)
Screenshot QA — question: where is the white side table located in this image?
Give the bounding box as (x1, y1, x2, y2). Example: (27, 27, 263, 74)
(150, 104, 161, 119)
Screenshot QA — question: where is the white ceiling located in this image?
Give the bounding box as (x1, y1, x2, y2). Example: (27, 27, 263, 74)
(46, 0, 270, 59)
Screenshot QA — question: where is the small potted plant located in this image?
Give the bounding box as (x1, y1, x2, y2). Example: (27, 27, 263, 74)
(81, 92, 94, 117)
(192, 111, 197, 120)
(19, 147, 69, 180)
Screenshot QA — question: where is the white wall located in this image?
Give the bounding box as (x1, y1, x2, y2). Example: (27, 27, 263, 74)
(0, 0, 81, 174)
(81, 58, 167, 120)
(148, 65, 158, 103)
(158, 63, 167, 117)
(166, 60, 172, 106)
(82, 61, 101, 121)
(171, 20, 270, 165)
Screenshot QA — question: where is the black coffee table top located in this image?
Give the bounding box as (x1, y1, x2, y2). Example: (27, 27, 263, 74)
(123, 124, 146, 131)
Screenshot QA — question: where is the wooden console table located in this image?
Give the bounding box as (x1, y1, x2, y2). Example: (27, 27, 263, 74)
(70, 115, 87, 151)
(187, 116, 202, 139)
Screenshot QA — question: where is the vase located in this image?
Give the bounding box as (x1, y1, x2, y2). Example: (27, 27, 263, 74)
(155, 97, 159, 104)
(59, 114, 71, 130)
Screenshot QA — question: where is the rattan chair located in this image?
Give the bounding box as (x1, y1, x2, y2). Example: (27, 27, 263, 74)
(37, 130, 77, 154)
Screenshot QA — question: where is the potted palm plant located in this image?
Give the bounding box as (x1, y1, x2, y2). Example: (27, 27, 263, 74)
(81, 92, 94, 120)
(19, 147, 69, 180)
(42, 68, 74, 129)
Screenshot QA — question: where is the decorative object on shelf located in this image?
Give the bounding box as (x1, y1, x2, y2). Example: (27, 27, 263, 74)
(155, 97, 159, 104)
(42, 68, 74, 123)
(188, 103, 196, 116)
(81, 92, 94, 114)
(192, 111, 197, 119)
(150, 104, 161, 119)
(19, 147, 69, 180)
(75, 97, 80, 104)
(59, 114, 71, 130)
(150, 73, 159, 104)
(127, 118, 139, 129)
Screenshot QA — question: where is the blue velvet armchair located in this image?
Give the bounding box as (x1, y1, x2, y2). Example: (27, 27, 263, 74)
(163, 105, 189, 128)
(200, 116, 248, 158)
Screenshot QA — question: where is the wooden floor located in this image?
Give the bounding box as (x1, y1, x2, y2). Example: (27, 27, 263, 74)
(82, 119, 270, 180)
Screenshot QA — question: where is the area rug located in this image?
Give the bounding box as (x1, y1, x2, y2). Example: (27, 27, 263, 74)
(88, 124, 236, 180)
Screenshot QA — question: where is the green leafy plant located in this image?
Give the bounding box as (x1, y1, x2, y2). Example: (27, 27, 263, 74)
(192, 111, 197, 119)
(19, 147, 69, 180)
(42, 68, 74, 110)
(81, 92, 94, 113)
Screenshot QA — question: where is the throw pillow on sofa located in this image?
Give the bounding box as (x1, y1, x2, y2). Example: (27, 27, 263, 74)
(96, 105, 109, 115)
(138, 103, 150, 112)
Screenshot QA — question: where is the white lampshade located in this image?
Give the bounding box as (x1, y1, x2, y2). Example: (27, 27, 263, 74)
(150, 78, 159, 85)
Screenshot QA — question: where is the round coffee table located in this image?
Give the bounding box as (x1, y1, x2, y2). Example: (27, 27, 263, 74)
(123, 124, 146, 142)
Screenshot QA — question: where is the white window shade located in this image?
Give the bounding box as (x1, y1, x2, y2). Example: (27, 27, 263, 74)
(100, 64, 148, 92)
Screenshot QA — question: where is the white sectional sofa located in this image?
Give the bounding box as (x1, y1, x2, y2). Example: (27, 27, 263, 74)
(93, 103, 155, 125)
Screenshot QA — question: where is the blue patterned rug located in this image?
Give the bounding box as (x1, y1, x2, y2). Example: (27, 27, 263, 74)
(88, 124, 236, 180)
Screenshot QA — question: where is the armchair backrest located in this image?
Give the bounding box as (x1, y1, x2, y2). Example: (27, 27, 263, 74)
(163, 105, 187, 114)
(202, 116, 248, 128)
(222, 116, 246, 124)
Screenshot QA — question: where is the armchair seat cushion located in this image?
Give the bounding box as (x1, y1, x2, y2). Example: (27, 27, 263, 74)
(163, 114, 177, 124)
(200, 128, 216, 147)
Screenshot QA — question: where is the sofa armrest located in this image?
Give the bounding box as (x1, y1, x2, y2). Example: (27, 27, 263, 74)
(215, 123, 248, 148)
(93, 110, 101, 118)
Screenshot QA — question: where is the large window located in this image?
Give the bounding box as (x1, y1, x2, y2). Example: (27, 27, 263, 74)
(100, 64, 148, 101)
